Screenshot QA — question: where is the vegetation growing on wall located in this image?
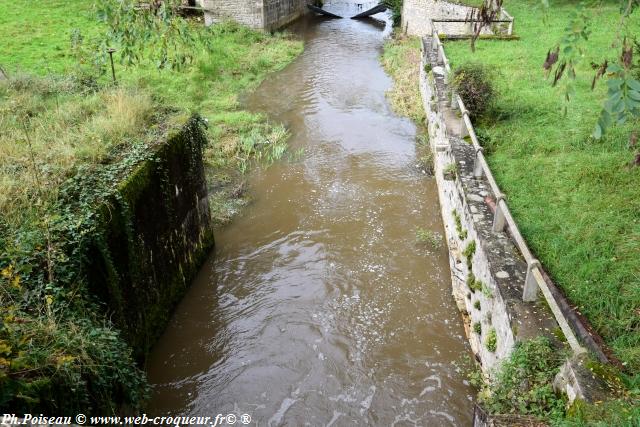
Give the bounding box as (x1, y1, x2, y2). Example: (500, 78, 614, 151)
(480, 337, 565, 418)
(462, 240, 476, 268)
(0, 109, 214, 413)
(451, 210, 468, 240)
(0, 77, 162, 411)
(467, 272, 483, 293)
(473, 322, 482, 334)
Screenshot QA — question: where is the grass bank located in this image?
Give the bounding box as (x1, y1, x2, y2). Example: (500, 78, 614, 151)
(1, 0, 302, 413)
(381, 35, 425, 123)
(443, 0, 640, 374)
(0, 0, 302, 221)
(381, 34, 434, 173)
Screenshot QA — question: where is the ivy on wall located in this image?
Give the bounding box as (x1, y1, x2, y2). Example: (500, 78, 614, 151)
(0, 115, 213, 413)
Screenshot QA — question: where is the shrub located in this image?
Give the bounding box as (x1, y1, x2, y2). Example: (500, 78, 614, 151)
(452, 63, 496, 118)
(481, 337, 566, 418)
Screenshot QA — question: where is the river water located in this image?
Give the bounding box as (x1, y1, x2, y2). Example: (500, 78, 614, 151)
(147, 10, 474, 426)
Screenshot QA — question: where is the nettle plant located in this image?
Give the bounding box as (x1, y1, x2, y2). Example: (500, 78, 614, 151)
(96, 0, 213, 70)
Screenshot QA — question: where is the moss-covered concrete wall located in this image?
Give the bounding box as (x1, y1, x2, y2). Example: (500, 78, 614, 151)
(84, 116, 214, 360)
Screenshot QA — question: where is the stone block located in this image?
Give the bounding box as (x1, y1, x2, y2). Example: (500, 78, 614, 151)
(553, 354, 613, 404)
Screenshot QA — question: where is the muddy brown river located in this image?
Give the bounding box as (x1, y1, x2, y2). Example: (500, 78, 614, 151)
(147, 10, 474, 426)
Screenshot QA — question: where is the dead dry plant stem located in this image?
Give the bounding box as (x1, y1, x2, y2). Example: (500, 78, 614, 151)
(20, 118, 55, 289)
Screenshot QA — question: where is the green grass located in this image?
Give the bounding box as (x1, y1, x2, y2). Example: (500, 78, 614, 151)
(0, 77, 159, 227)
(444, 0, 640, 373)
(0, 1, 99, 74)
(0, 0, 302, 226)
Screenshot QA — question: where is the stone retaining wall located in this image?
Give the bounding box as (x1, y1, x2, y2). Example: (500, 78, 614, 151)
(263, 0, 308, 30)
(419, 49, 560, 373)
(84, 115, 215, 360)
(419, 34, 614, 412)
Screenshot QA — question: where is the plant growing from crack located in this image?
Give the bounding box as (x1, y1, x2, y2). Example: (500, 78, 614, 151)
(452, 210, 468, 240)
(485, 328, 497, 352)
(463, 240, 476, 268)
(473, 322, 482, 335)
